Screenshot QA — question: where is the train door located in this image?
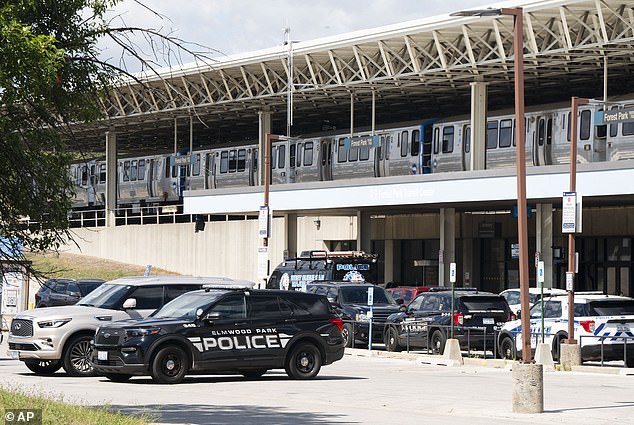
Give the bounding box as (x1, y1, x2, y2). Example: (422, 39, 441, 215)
(204, 153, 215, 189)
(148, 159, 156, 198)
(319, 138, 333, 181)
(249, 148, 258, 186)
(461, 124, 471, 171)
(421, 123, 434, 174)
(377, 134, 391, 177)
(533, 115, 553, 166)
(593, 106, 607, 162)
(288, 141, 297, 183)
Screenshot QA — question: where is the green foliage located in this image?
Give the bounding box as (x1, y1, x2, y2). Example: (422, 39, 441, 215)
(0, 1, 121, 267)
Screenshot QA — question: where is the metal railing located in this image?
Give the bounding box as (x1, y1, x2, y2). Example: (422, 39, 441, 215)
(578, 334, 634, 367)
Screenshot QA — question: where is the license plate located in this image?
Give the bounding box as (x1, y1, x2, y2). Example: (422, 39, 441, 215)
(7, 350, 19, 360)
(483, 318, 494, 325)
(97, 351, 108, 361)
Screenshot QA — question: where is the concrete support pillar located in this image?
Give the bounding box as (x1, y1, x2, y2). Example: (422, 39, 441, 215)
(105, 131, 117, 227)
(285, 213, 298, 259)
(470, 81, 488, 171)
(439, 208, 456, 287)
(258, 109, 272, 186)
(559, 343, 582, 370)
(512, 363, 544, 413)
(536, 204, 554, 287)
(356, 211, 372, 253)
(384, 239, 395, 285)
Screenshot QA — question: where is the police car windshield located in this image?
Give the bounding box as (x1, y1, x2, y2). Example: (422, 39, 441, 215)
(77, 284, 130, 308)
(530, 300, 562, 319)
(340, 286, 395, 305)
(152, 291, 225, 320)
(588, 300, 634, 316)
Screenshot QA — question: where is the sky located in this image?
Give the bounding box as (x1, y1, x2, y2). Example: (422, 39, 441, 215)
(102, 0, 497, 70)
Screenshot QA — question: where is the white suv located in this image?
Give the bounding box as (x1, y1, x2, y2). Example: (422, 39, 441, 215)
(7, 275, 254, 376)
(499, 287, 566, 316)
(498, 293, 634, 366)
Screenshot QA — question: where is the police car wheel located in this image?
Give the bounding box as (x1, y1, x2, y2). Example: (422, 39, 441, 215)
(626, 357, 634, 368)
(551, 333, 567, 362)
(499, 337, 515, 360)
(241, 369, 267, 379)
(384, 327, 402, 352)
(342, 324, 353, 348)
(24, 360, 62, 375)
(151, 345, 189, 384)
(430, 330, 446, 355)
(104, 373, 133, 382)
(63, 335, 97, 377)
(285, 343, 322, 379)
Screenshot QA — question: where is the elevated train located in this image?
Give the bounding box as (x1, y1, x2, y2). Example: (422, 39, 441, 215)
(70, 96, 634, 212)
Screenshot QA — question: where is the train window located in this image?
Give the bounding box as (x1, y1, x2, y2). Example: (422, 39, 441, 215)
(499, 119, 513, 148)
(349, 141, 359, 162)
(289, 144, 296, 168)
(463, 125, 471, 153)
(442, 126, 454, 153)
(338, 138, 347, 162)
(567, 112, 571, 142)
(165, 158, 171, 178)
(537, 119, 545, 146)
(609, 106, 618, 137)
(123, 161, 130, 182)
(304, 142, 314, 166)
(360, 143, 370, 161)
(131, 160, 138, 181)
(138, 160, 146, 181)
(400, 131, 409, 157)
(192, 154, 201, 176)
(624, 121, 634, 136)
(297, 143, 303, 166)
(433, 128, 439, 155)
(220, 151, 228, 173)
(99, 164, 106, 184)
(547, 118, 553, 145)
(81, 166, 88, 186)
(486, 121, 498, 149)
(253, 149, 258, 173)
(580, 110, 591, 140)
(411, 130, 420, 156)
(237, 149, 246, 172)
(278, 145, 286, 168)
(229, 150, 237, 173)
(271, 146, 277, 169)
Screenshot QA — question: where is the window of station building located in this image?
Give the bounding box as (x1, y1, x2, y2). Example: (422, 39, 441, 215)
(138, 159, 145, 180)
(228, 150, 237, 173)
(463, 125, 471, 153)
(442, 126, 454, 153)
(220, 151, 229, 173)
(237, 149, 246, 172)
(289, 144, 296, 167)
(411, 129, 420, 156)
(580, 109, 591, 140)
(486, 121, 498, 149)
(130, 160, 138, 181)
(278, 144, 286, 168)
(499, 119, 513, 148)
(123, 161, 130, 182)
(338, 138, 347, 162)
(303, 142, 314, 166)
(400, 130, 409, 157)
(99, 164, 106, 184)
(192, 154, 201, 176)
(609, 106, 619, 137)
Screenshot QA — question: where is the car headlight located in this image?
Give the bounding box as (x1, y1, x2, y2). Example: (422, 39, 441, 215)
(126, 328, 160, 338)
(38, 318, 72, 328)
(356, 313, 369, 322)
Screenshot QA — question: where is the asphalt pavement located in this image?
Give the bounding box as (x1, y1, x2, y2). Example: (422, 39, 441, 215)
(1, 332, 634, 425)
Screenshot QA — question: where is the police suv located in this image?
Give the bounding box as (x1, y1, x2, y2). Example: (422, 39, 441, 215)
(498, 293, 634, 366)
(91, 286, 345, 383)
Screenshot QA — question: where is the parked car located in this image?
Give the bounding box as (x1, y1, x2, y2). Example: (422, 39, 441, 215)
(498, 293, 634, 366)
(386, 286, 432, 306)
(499, 287, 567, 316)
(305, 281, 402, 347)
(383, 290, 514, 354)
(35, 278, 105, 308)
(8, 276, 254, 377)
(92, 286, 345, 383)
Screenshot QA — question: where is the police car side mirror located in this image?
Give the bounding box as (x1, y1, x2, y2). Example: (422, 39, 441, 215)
(204, 311, 222, 324)
(399, 305, 407, 312)
(122, 298, 137, 310)
(516, 310, 521, 320)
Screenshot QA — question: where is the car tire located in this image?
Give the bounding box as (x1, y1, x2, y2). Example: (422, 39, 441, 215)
(62, 334, 97, 377)
(151, 346, 189, 384)
(341, 323, 354, 348)
(430, 330, 446, 355)
(384, 327, 403, 352)
(551, 333, 567, 362)
(24, 360, 62, 375)
(240, 369, 267, 379)
(625, 357, 634, 368)
(499, 336, 516, 360)
(285, 343, 322, 380)
(104, 373, 133, 382)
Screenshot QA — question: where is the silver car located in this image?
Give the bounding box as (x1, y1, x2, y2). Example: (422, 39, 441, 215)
(7, 275, 254, 377)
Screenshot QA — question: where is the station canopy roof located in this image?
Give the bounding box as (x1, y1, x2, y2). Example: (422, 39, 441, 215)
(73, 0, 634, 156)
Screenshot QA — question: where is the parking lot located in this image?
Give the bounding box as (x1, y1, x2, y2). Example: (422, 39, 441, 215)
(2, 336, 634, 425)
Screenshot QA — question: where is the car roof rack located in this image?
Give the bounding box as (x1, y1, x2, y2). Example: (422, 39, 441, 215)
(202, 284, 252, 292)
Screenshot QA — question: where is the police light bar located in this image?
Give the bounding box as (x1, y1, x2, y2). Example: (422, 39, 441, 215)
(202, 284, 253, 291)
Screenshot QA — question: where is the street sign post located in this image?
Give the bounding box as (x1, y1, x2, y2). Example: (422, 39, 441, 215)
(367, 286, 374, 352)
(450, 262, 456, 339)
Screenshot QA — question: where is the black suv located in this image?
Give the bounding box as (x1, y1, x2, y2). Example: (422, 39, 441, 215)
(35, 278, 105, 307)
(383, 290, 513, 355)
(91, 287, 345, 384)
(306, 281, 402, 348)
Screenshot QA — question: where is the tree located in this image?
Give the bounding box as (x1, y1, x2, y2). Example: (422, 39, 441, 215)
(0, 0, 209, 279)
